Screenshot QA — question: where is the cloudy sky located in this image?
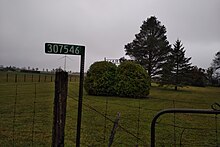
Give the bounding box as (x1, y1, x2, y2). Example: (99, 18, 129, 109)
(0, 0, 220, 72)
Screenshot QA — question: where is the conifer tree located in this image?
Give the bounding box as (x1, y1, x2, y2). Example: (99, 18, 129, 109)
(160, 39, 192, 90)
(212, 51, 220, 70)
(125, 16, 171, 81)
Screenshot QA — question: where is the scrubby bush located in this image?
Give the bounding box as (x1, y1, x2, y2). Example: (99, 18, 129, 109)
(84, 61, 117, 96)
(115, 61, 150, 98)
(85, 61, 150, 98)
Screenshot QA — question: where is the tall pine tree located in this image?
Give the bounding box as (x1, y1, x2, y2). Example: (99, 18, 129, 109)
(160, 39, 192, 90)
(125, 16, 171, 81)
(212, 51, 220, 70)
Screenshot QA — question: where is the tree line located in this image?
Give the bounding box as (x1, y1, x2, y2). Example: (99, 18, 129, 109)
(0, 65, 75, 74)
(124, 16, 220, 89)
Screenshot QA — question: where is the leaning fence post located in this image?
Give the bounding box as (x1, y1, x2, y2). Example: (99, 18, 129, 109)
(108, 112, 120, 147)
(52, 71, 68, 147)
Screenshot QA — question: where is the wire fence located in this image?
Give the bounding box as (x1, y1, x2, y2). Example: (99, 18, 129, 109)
(0, 82, 54, 146)
(0, 76, 219, 146)
(0, 71, 79, 83)
(67, 83, 220, 146)
(77, 97, 219, 146)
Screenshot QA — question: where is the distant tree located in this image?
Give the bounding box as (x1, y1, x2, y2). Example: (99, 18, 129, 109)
(119, 57, 127, 63)
(125, 16, 171, 81)
(5, 66, 16, 71)
(160, 39, 192, 90)
(21, 67, 27, 70)
(189, 66, 207, 87)
(206, 67, 214, 85)
(212, 51, 220, 70)
(210, 51, 220, 86)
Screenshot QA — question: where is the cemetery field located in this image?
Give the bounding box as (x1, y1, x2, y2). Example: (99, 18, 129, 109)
(0, 72, 220, 146)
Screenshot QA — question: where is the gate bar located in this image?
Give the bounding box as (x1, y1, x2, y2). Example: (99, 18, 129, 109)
(151, 108, 220, 147)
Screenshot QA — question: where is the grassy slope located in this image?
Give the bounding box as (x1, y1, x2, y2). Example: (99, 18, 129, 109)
(0, 73, 220, 146)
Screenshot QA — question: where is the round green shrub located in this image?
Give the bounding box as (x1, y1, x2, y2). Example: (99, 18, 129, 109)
(84, 61, 117, 96)
(115, 61, 150, 98)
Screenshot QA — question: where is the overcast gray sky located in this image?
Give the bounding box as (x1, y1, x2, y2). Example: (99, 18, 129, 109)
(0, 0, 220, 72)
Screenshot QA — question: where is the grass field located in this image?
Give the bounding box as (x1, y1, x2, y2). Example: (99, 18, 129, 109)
(0, 71, 220, 146)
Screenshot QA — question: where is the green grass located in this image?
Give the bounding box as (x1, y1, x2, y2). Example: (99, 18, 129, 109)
(0, 72, 220, 146)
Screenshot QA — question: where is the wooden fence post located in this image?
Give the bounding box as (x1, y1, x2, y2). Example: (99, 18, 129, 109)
(6, 73, 8, 82)
(52, 71, 68, 147)
(24, 74, 26, 82)
(38, 75, 41, 82)
(15, 74, 17, 83)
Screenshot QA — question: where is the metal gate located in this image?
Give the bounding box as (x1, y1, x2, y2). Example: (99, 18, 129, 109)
(151, 103, 220, 147)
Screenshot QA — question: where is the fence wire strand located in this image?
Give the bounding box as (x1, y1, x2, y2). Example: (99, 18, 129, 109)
(68, 94, 147, 146)
(0, 78, 219, 146)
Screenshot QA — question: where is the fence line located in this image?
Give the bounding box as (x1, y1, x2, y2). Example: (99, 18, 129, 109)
(0, 83, 53, 146)
(0, 72, 79, 83)
(137, 100, 141, 145)
(68, 94, 147, 146)
(0, 81, 219, 146)
(12, 84, 17, 146)
(215, 114, 218, 146)
(103, 96, 108, 143)
(68, 86, 219, 144)
(69, 92, 219, 146)
(31, 83, 37, 146)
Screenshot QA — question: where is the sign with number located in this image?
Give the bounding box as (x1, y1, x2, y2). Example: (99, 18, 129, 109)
(45, 43, 85, 55)
(45, 42, 85, 147)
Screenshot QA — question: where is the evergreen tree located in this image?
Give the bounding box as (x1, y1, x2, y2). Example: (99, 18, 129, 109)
(125, 16, 171, 81)
(211, 51, 220, 86)
(160, 39, 192, 90)
(207, 67, 214, 85)
(159, 56, 174, 86)
(212, 51, 220, 70)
